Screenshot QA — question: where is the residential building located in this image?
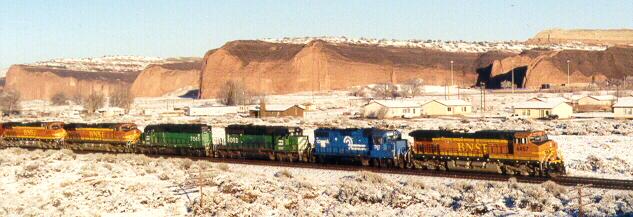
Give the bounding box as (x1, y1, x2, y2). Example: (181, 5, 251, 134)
(250, 103, 305, 118)
(362, 100, 421, 119)
(575, 95, 615, 112)
(421, 99, 473, 116)
(513, 101, 573, 119)
(613, 97, 633, 119)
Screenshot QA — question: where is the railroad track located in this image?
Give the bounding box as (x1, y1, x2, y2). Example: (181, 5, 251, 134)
(6, 147, 633, 190)
(196, 157, 633, 191)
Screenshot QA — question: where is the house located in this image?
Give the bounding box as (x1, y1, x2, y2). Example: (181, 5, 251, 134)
(575, 95, 615, 112)
(513, 101, 573, 119)
(421, 99, 472, 116)
(362, 100, 421, 119)
(250, 103, 305, 118)
(613, 97, 633, 119)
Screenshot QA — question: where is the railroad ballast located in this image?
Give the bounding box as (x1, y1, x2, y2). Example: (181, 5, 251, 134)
(0, 122, 566, 177)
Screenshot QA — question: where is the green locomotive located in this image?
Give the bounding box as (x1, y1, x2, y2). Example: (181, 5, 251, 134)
(137, 124, 212, 156)
(216, 125, 310, 162)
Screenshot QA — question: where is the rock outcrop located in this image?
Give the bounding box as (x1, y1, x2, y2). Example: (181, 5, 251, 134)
(200, 40, 510, 98)
(4, 65, 137, 100)
(528, 29, 633, 46)
(130, 60, 202, 97)
(484, 46, 633, 88)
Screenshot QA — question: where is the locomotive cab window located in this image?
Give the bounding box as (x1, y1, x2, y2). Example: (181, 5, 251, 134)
(530, 135, 548, 144)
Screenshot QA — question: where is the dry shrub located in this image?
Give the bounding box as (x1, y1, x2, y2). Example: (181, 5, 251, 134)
(508, 177, 520, 189)
(217, 163, 230, 171)
(404, 178, 426, 189)
(59, 180, 74, 188)
(158, 172, 171, 180)
(542, 181, 567, 197)
(356, 171, 387, 184)
(98, 154, 118, 163)
(17, 162, 43, 179)
(274, 169, 293, 179)
(80, 164, 98, 178)
(179, 159, 193, 170)
(85, 92, 105, 114)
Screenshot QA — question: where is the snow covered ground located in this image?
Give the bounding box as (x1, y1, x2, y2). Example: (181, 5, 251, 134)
(261, 36, 608, 53)
(3, 89, 633, 215)
(1, 148, 632, 216)
(28, 56, 167, 73)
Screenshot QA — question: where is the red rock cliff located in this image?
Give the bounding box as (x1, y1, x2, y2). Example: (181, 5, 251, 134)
(130, 60, 202, 97)
(4, 65, 137, 100)
(200, 40, 507, 98)
(486, 47, 633, 88)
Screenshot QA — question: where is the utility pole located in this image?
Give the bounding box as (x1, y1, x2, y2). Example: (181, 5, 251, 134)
(449, 60, 454, 99)
(567, 60, 571, 88)
(570, 184, 592, 217)
(511, 60, 515, 94)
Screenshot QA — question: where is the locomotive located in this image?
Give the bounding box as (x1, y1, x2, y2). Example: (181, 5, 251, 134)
(408, 130, 566, 176)
(0, 122, 566, 177)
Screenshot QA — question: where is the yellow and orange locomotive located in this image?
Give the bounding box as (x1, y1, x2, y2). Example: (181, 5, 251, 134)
(408, 130, 565, 176)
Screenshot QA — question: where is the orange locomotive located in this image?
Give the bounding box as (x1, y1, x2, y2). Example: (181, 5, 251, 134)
(0, 122, 67, 149)
(408, 130, 565, 176)
(63, 123, 142, 152)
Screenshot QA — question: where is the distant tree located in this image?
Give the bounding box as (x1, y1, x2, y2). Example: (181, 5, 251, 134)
(218, 80, 253, 106)
(0, 90, 21, 115)
(85, 92, 105, 114)
(407, 78, 424, 97)
(51, 92, 68, 106)
(375, 83, 399, 99)
(109, 89, 134, 112)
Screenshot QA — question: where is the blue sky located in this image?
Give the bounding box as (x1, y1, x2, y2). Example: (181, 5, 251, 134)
(1, 0, 632, 70)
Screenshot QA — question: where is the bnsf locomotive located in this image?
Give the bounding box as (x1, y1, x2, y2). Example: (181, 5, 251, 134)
(409, 130, 565, 176)
(0, 122, 566, 177)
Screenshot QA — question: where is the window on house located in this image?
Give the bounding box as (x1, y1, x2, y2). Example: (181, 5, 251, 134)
(462, 107, 466, 112)
(448, 107, 452, 112)
(527, 110, 531, 115)
(545, 111, 550, 115)
(522, 110, 526, 115)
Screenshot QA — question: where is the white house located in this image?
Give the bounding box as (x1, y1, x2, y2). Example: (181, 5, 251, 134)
(577, 95, 615, 106)
(575, 95, 615, 112)
(513, 101, 573, 119)
(613, 97, 633, 119)
(363, 100, 421, 119)
(421, 99, 473, 116)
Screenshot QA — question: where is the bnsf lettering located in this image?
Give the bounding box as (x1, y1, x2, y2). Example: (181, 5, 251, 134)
(457, 143, 490, 153)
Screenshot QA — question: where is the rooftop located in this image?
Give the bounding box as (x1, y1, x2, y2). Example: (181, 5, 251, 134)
(514, 101, 568, 109)
(425, 99, 472, 107)
(587, 95, 616, 101)
(614, 97, 633, 107)
(369, 100, 420, 108)
(529, 97, 569, 103)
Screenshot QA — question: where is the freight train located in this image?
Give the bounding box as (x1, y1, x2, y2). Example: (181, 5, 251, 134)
(0, 122, 566, 177)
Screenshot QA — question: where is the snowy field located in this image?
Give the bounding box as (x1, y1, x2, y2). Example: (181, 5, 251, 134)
(1, 148, 632, 216)
(3, 89, 633, 216)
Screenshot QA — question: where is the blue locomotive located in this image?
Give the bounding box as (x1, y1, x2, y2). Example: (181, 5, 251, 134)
(313, 128, 409, 167)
